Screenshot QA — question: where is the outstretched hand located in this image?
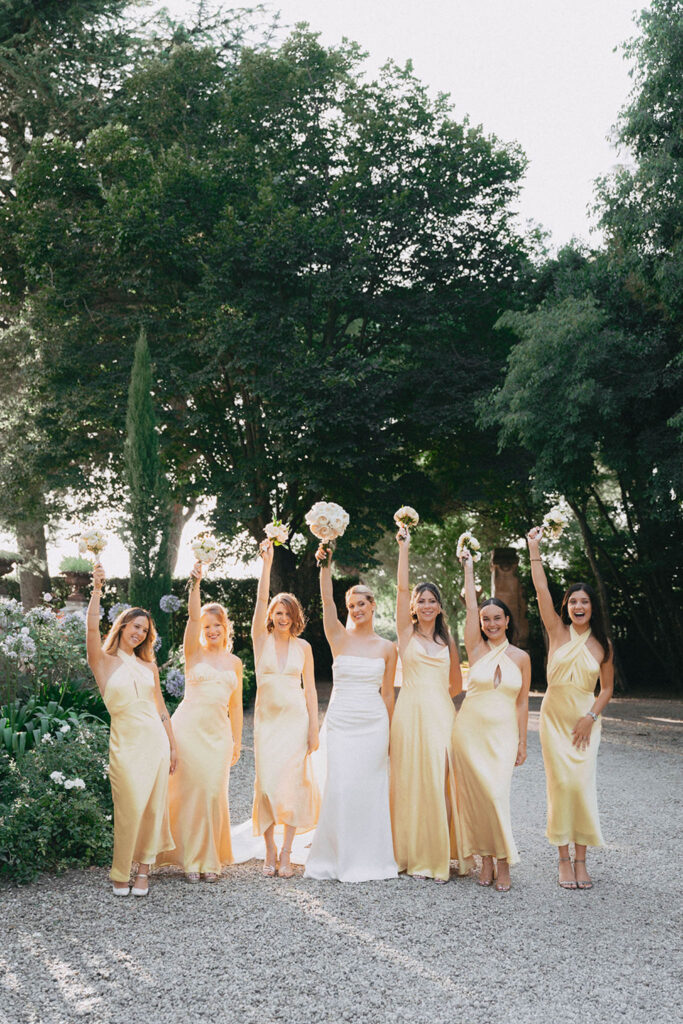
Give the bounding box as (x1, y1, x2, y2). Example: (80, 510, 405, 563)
(259, 539, 274, 565)
(460, 550, 473, 570)
(527, 526, 543, 545)
(315, 544, 332, 568)
(92, 562, 106, 591)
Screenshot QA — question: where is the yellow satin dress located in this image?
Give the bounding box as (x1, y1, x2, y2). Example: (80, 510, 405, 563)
(103, 650, 174, 883)
(452, 640, 522, 864)
(159, 663, 237, 873)
(540, 626, 604, 847)
(252, 635, 320, 835)
(390, 635, 463, 880)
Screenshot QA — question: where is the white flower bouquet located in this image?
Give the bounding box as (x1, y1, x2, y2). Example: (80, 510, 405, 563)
(190, 533, 218, 565)
(189, 533, 218, 590)
(305, 501, 350, 565)
(78, 528, 107, 559)
(456, 531, 482, 563)
(394, 506, 419, 531)
(264, 519, 290, 546)
(542, 506, 570, 541)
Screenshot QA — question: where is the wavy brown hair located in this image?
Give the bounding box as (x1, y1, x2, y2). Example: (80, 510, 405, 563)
(103, 607, 156, 663)
(201, 603, 234, 652)
(266, 592, 306, 637)
(560, 583, 611, 663)
(410, 582, 450, 647)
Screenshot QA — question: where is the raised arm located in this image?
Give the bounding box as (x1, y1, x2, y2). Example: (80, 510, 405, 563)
(381, 643, 398, 724)
(515, 653, 531, 766)
(251, 540, 273, 657)
(318, 546, 347, 654)
(183, 561, 203, 663)
(302, 643, 319, 753)
(526, 526, 562, 639)
(461, 550, 484, 661)
(152, 663, 177, 774)
(395, 528, 413, 648)
(228, 660, 243, 765)
(86, 563, 106, 690)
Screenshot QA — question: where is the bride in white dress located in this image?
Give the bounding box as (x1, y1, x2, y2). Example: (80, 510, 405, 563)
(305, 549, 398, 882)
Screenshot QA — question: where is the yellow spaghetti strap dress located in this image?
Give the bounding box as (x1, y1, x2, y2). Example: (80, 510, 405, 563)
(158, 663, 237, 873)
(452, 640, 521, 864)
(539, 626, 604, 847)
(390, 635, 465, 880)
(103, 651, 174, 883)
(252, 635, 320, 835)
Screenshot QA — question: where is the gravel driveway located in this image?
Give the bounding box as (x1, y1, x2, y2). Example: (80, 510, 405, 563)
(1, 696, 681, 1024)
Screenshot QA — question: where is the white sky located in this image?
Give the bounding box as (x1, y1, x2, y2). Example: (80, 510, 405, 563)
(2, 0, 644, 579)
(165, 0, 643, 246)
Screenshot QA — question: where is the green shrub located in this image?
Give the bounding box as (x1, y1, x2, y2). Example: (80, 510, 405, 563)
(58, 556, 94, 573)
(0, 724, 113, 884)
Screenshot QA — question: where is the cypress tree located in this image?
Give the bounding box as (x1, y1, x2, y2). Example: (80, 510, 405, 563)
(123, 328, 171, 645)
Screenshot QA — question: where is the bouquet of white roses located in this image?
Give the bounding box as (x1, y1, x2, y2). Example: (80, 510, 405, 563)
(305, 501, 350, 565)
(78, 528, 107, 559)
(394, 506, 419, 531)
(456, 530, 482, 563)
(264, 519, 289, 546)
(542, 506, 569, 541)
(191, 533, 218, 565)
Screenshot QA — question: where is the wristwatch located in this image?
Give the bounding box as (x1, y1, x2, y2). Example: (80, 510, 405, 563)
(586, 711, 598, 722)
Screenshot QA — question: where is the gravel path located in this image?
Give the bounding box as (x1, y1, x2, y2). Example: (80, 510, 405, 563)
(1, 698, 681, 1024)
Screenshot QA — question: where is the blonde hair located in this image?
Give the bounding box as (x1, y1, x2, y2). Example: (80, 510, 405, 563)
(345, 584, 376, 607)
(265, 593, 306, 637)
(200, 603, 234, 652)
(103, 607, 156, 662)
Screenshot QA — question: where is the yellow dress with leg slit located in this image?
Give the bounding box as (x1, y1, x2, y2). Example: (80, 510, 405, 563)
(390, 635, 466, 880)
(452, 640, 521, 864)
(158, 662, 237, 873)
(252, 635, 320, 835)
(540, 626, 604, 847)
(103, 650, 174, 883)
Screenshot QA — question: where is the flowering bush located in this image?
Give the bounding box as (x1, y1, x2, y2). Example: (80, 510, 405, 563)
(164, 667, 185, 699)
(0, 723, 113, 884)
(108, 601, 131, 623)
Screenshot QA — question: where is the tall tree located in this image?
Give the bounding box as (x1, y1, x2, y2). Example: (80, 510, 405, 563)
(123, 328, 171, 626)
(10, 28, 530, 596)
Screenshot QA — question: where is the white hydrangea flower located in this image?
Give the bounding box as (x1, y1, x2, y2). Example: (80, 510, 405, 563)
(64, 778, 86, 791)
(50, 771, 66, 785)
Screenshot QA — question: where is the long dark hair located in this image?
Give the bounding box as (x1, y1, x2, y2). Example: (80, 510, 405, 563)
(560, 582, 611, 663)
(479, 598, 515, 644)
(103, 607, 156, 662)
(410, 582, 450, 647)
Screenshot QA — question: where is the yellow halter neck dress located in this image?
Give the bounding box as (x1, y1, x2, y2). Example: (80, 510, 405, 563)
(540, 626, 604, 847)
(158, 662, 238, 873)
(452, 639, 522, 864)
(390, 635, 464, 880)
(252, 635, 320, 835)
(103, 650, 174, 883)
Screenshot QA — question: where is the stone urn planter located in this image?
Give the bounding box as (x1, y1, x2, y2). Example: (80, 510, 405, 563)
(0, 551, 19, 596)
(62, 571, 90, 608)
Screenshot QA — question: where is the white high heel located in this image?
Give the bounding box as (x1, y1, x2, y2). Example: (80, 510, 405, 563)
(112, 884, 130, 897)
(131, 872, 149, 897)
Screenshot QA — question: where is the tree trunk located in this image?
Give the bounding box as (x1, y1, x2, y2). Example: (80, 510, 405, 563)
(15, 515, 51, 610)
(271, 544, 298, 597)
(165, 499, 197, 578)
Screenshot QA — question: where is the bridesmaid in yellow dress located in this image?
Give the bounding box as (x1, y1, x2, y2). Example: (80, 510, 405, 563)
(158, 563, 243, 882)
(452, 550, 531, 891)
(86, 564, 176, 897)
(527, 526, 614, 890)
(251, 539, 320, 878)
(390, 525, 464, 883)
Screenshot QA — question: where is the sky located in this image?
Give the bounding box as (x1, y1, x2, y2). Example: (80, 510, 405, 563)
(165, 0, 643, 246)
(2, 0, 646, 580)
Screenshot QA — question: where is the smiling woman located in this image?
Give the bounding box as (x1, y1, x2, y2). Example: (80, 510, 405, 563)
(86, 564, 176, 897)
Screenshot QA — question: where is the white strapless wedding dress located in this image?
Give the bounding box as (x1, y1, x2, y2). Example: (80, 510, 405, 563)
(304, 655, 398, 882)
